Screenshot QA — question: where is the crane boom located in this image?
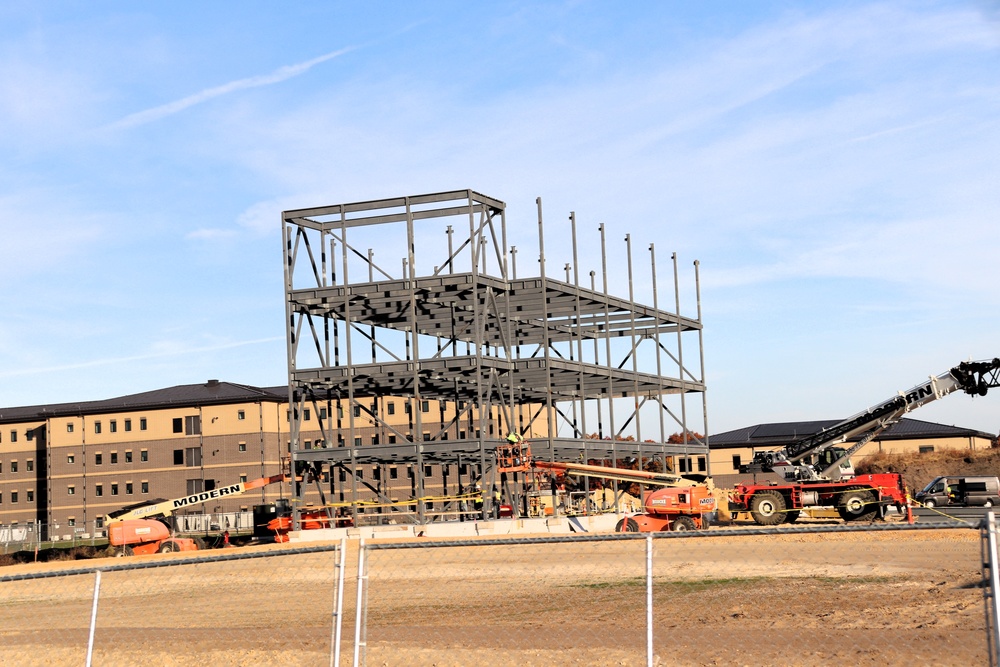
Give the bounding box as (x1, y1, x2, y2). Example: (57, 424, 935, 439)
(745, 358, 1000, 481)
(105, 474, 287, 524)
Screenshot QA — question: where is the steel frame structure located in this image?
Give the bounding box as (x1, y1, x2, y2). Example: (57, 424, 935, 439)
(282, 189, 709, 525)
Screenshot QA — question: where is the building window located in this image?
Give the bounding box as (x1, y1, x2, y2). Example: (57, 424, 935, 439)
(111, 452, 118, 464)
(919, 445, 935, 454)
(10, 430, 16, 443)
(111, 484, 119, 496)
(424, 465, 432, 478)
(186, 479, 204, 495)
(125, 482, 133, 495)
(459, 464, 468, 475)
(125, 451, 132, 463)
(337, 405, 344, 418)
(238, 410, 246, 420)
(354, 437, 362, 446)
(390, 467, 399, 480)
(26, 430, 34, 442)
(94, 421, 102, 434)
(353, 406, 361, 418)
(373, 467, 381, 481)
(95, 485, 103, 497)
(319, 408, 327, 419)
(140, 450, 148, 462)
(697, 457, 707, 472)
(732, 455, 742, 470)
(10, 461, 17, 473)
(421, 400, 430, 413)
(10, 491, 17, 503)
(239, 474, 248, 483)
(67, 485, 75, 495)
(185, 416, 201, 435)
(404, 402, 412, 414)
(25, 490, 33, 502)
(67, 455, 75, 464)
(174, 450, 184, 465)
(304, 409, 311, 421)
(67, 423, 74, 433)
(124, 419, 132, 432)
(110, 420, 117, 433)
(388, 435, 397, 444)
(338, 469, 347, 482)
(238, 443, 247, 452)
(26, 459, 33, 472)
(387, 402, 395, 415)
(173, 418, 183, 433)
(141, 481, 149, 494)
(68, 518, 76, 527)
(185, 447, 202, 467)
(140, 418, 147, 431)
(94, 454, 102, 466)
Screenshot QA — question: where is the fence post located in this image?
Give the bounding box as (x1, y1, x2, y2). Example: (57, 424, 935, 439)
(85, 569, 102, 667)
(646, 534, 653, 667)
(983, 513, 1000, 667)
(331, 537, 346, 667)
(353, 539, 367, 667)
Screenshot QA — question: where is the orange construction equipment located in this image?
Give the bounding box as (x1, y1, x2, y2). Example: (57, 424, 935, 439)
(615, 485, 717, 532)
(497, 440, 716, 532)
(106, 474, 288, 556)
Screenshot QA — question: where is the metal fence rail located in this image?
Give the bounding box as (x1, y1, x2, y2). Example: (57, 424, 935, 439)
(0, 542, 347, 667)
(2, 521, 999, 666)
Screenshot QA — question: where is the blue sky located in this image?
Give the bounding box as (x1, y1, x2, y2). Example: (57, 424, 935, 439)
(1, 1, 999, 437)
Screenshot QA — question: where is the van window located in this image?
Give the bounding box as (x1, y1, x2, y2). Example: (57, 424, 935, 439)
(966, 482, 989, 493)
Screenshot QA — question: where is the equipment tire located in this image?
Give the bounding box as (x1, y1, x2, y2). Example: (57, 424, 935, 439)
(837, 488, 877, 522)
(783, 510, 800, 524)
(115, 546, 133, 558)
(671, 516, 697, 532)
(750, 491, 786, 526)
(158, 541, 178, 554)
(193, 537, 207, 550)
(615, 518, 640, 533)
(923, 499, 935, 508)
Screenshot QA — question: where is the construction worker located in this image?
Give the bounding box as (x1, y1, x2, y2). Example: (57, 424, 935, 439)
(505, 432, 522, 466)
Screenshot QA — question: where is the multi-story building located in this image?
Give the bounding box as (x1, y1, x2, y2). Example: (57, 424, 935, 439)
(0, 380, 526, 537)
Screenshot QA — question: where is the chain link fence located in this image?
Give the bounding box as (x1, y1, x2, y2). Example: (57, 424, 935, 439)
(2, 520, 1000, 666)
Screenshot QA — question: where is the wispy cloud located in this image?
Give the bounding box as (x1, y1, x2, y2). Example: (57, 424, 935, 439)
(0, 337, 285, 379)
(105, 47, 355, 131)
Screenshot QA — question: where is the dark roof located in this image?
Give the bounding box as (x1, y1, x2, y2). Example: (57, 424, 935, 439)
(0, 380, 287, 424)
(709, 417, 995, 449)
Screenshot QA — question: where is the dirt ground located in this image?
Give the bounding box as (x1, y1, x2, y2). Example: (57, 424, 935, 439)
(0, 520, 989, 666)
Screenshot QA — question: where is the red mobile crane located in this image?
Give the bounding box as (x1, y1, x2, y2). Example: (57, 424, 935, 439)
(730, 359, 1000, 525)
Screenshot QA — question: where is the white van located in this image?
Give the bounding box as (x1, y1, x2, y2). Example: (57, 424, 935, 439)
(915, 476, 1000, 508)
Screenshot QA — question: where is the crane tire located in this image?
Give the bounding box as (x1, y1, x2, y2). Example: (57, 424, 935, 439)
(750, 491, 786, 526)
(783, 510, 801, 524)
(837, 488, 878, 522)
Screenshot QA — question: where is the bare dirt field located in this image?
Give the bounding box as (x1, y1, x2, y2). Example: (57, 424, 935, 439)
(0, 522, 988, 666)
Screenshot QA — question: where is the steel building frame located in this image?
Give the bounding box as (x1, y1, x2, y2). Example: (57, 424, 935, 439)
(282, 189, 709, 525)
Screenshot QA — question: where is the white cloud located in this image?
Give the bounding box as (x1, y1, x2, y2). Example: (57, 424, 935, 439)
(104, 47, 355, 131)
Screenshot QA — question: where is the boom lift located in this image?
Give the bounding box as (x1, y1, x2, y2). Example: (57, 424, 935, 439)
(105, 474, 287, 556)
(731, 358, 1000, 526)
(496, 441, 717, 532)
